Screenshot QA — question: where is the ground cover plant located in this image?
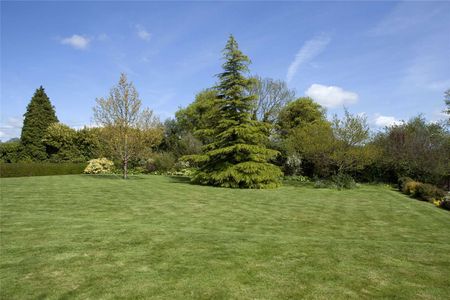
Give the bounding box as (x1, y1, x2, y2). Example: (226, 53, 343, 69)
(1, 175, 449, 299)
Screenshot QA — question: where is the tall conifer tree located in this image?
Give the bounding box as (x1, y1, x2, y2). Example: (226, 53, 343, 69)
(21, 86, 58, 160)
(187, 35, 282, 188)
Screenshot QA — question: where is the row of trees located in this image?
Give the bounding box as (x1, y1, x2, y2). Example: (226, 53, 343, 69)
(1, 35, 449, 188)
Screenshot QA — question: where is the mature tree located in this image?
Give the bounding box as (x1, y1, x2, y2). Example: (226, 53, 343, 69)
(284, 121, 336, 177)
(20, 86, 58, 160)
(43, 123, 83, 162)
(175, 89, 218, 143)
(93, 73, 163, 179)
(285, 110, 379, 177)
(159, 118, 202, 158)
(247, 76, 295, 123)
(331, 109, 379, 174)
(374, 115, 450, 184)
(184, 35, 282, 188)
(277, 97, 327, 136)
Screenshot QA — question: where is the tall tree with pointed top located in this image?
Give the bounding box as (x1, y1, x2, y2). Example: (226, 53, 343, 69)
(20, 86, 59, 160)
(185, 35, 282, 188)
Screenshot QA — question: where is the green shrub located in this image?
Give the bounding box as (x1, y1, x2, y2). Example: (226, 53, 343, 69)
(145, 152, 176, 173)
(84, 158, 114, 174)
(331, 173, 356, 190)
(0, 162, 86, 177)
(414, 183, 446, 202)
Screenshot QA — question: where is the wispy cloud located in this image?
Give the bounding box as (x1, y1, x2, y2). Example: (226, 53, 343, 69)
(305, 84, 358, 108)
(60, 34, 90, 50)
(136, 25, 151, 41)
(286, 34, 330, 83)
(369, 2, 442, 36)
(373, 114, 403, 127)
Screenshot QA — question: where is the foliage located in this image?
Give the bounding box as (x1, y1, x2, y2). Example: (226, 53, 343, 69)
(43, 123, 84, 162)
(175, 89, 219, 143)
(438, 198, 450, 210)
(277, 97, 326, 136)
(20, 86, 59, 160)
(284, 121, 335, 177)
(402, 180, 421, 196)
(397, 176, 414, 191)
(373, 115, 450, 184)
(0, 162, 86, 177)
(93, 73, 163, 179)
(313, 173, 357, 190)
(145, 152, 176, 173)
(159, 118, 203, 158)
(414, 183, 446, 202)
(0, 140, 22, 163)
(84, 158, 114, 174)
(184, 35, 282, 188)
(246, 75, 295, 123)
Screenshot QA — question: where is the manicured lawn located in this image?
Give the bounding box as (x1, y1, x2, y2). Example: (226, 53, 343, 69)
(1, 175, 449, 299)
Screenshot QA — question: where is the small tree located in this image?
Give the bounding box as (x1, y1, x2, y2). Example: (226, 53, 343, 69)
(93, 73, 163, 179)
(20, 86, 58, 160)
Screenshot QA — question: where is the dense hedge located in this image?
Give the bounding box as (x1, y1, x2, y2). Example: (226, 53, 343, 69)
(0, 163, 87, 178)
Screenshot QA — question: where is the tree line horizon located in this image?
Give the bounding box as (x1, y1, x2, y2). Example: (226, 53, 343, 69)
(1, 35, 449, 188)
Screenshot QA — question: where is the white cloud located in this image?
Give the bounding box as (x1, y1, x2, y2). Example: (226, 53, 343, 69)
(0, 117, 23, 141)
(374, 114, 403, 127)
(61, 34, 90, 50)
(305, 84, 358, 108)
(136, 25, 151, 41)
(286, 34, 330, 83)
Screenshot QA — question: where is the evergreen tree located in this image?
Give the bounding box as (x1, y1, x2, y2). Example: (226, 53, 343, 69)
(20, 86, 58, 160)
(186, 35, 282, 188)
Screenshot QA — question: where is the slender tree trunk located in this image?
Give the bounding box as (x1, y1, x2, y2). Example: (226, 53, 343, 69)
(123, 132, 128, 179)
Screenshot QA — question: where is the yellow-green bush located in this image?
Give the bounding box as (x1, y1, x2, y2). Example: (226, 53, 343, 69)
(84, 158, 114, 174)
(403, 180, 421, 196)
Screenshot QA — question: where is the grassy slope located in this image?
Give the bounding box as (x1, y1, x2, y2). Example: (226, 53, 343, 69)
(1, 175, 449, 299)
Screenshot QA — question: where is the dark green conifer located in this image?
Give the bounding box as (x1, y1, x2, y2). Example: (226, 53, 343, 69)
(187, 35, 282, 188)
(20, 86, 58, 160)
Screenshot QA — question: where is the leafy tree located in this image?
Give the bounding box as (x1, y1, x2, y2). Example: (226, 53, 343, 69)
(175, 89, 219, 143)
(277, 97, 327, 136)
(20, 86, 58, 160)
(374, 115, 450, 184)
(93, 73, 163, 179)
(43, 123, 84, 162)
(284, 121, 336, 177)
(331, 109, 379, 174)
(184, 35, 282, 188)
(285, 110, 379, 177)
(247, 76, 296, 123)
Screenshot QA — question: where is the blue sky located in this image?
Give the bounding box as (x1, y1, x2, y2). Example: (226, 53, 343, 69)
(1, 1, 449, 141)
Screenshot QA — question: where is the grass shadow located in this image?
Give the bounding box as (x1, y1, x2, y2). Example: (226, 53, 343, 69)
(85, 174, 147, 180)
(167, 176, 193, 185)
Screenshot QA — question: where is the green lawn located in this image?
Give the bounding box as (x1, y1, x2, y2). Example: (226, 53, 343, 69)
(1, 175, 449, 299)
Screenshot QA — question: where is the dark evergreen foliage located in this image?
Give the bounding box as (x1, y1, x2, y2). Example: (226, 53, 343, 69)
(185, 35, 282, 188)
(20, 86, 58, 160)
